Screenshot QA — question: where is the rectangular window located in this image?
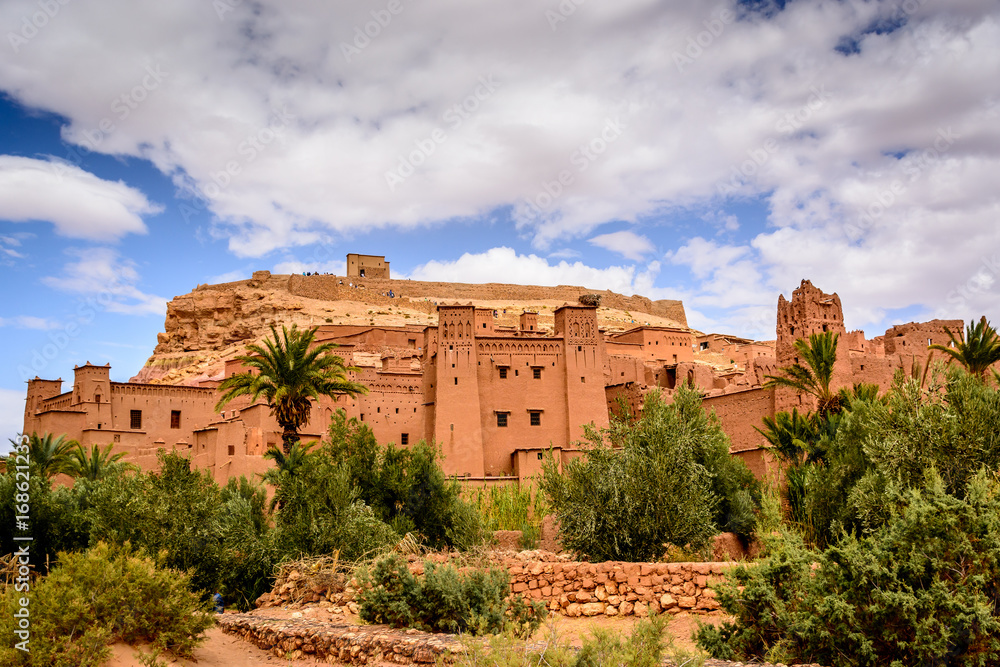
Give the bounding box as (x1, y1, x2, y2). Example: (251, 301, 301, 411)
(170, 410, 181, 429)
(228, 445, 235, 456)
(532, 367, 542, 380)
(454, 377, 458, 385)
(130, 410, 142, 429)
(497, 413, 508, 427)
(530, 411, 541, 426)
(499, 367, 507, 379)
(401, 433, 409, 445)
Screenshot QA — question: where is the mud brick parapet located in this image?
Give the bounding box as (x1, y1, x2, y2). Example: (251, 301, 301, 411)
(503, 557, 731, 617)
(217, 614, 460, 664)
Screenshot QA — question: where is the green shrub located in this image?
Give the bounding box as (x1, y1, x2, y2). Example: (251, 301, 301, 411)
(272, 462, 399, 560)
(0, 462, 92, 571)
(358, 553, 545, 637)
(696, 469, 1000, 666)
(541, 386, 760, 562)
(321, 410, 487, 550)
(574, 612, 669, 667)
(86, 451, 225, 593)
(217, 477, 280, 610)
(0, 542, 213, 667)
(801, 368, 1000, 546)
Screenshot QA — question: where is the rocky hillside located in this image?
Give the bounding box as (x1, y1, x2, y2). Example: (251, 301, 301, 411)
(132, 270, 688, 386)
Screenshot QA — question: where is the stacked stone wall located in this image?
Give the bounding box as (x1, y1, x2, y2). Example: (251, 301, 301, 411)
(257, 553, 732, 619)
(505, 558, 728, 617)
(217, 614, 457, 664)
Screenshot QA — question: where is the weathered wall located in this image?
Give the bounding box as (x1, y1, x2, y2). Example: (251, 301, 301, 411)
(702, 387, 775, 455)
(257, 554, 733, 618)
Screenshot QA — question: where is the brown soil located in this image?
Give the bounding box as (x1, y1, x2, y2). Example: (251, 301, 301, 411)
(105, 605, 727, 666)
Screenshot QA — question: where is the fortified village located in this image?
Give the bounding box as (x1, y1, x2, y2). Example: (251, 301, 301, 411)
(22, 254, 963, 485)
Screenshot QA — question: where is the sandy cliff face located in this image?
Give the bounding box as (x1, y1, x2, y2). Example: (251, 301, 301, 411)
(132, 271, 688, 386)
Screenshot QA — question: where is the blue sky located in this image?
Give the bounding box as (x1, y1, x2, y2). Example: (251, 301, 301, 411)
(2, 0, 999, 443)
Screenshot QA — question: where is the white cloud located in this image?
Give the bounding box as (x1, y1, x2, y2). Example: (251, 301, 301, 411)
(588, 230, 655, 261)
(206, 269, 252, 284)
(0, 316, 60, 330)
(0, 156, 160, 240)
(272, 259, 347, 276)
(0, 388, 25, 449)
(0, 0, 998, 332)
(42, 248, 168, 316)
(408, 247, 643, 294)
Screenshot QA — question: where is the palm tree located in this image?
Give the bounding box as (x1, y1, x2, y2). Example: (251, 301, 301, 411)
(66, 443, 132, 481)
(7, 433, 79, 478)
(216, 324, 367, 454)
(928, 316, 1000, 381)
(765, 331, 841, 416)
(756, 409, 815, 467)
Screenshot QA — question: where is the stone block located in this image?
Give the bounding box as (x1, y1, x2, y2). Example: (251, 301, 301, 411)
(678, 596, 696, 608)
(580, 602, 606, 617)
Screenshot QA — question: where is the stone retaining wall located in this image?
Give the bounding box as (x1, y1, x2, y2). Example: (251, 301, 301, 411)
(257, 552, 733, 619)
(504, 559, 729, 617)
(217, 614, 458, 663)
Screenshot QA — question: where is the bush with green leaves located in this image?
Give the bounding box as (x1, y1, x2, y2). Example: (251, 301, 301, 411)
(0, 542, 214, 667)
(540, 386, 760, 562)
(0, 466, 91, 571)
(85, 451, 226, 594)
(320, 410, 487, 549)
(696, 469, 1000, 666)
(358, 553, 545, 638)
(798, 367, 1000, 546)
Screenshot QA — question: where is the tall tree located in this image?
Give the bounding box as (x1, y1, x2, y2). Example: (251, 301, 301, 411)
(929, 316, 1000, 381)
(215, 324, 367, 454)
(765, 332, 841, 416)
